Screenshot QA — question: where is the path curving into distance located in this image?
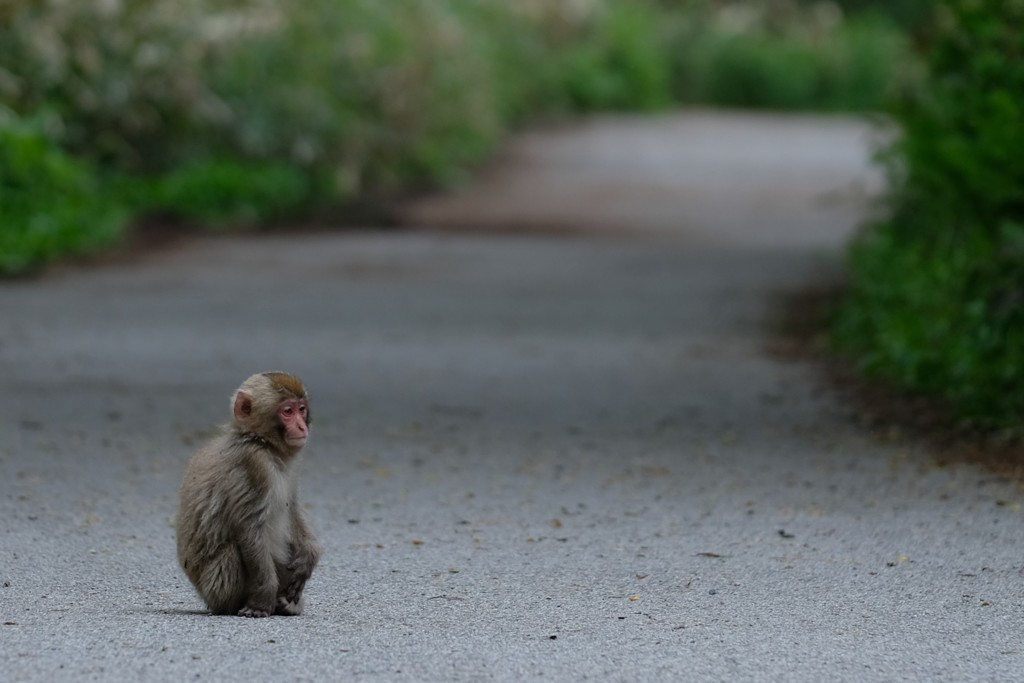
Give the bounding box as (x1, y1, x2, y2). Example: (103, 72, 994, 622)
(1, 110, 1020, 682)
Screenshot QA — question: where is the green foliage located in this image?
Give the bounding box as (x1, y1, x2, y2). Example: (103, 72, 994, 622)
(152, 160, 312, 228)
(0, 0, 924, 275)
(0, 0, 217, 170)
(826, 0, 937, 33)
(556, 3, 672, 112)
(892, 2, 1024, 232)
(669, 8, 917, 111)
(836, 224, 1024, 428)
(203, 0, 505, 193)
(835, 0, 1024, 430)
(0, 112, 126, 274)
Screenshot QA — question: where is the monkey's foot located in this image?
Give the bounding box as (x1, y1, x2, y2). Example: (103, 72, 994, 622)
(275, 595, 304, 616)
(238, 606, 272, 618)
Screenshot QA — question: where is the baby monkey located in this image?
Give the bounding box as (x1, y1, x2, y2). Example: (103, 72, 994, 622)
(177, 372, 321, 617)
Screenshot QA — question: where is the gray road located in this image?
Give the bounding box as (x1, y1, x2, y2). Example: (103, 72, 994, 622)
(2, 111, 1022, 682)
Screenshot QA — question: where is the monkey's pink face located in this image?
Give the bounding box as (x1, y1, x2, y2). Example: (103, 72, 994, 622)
(278, 398, 310, 449)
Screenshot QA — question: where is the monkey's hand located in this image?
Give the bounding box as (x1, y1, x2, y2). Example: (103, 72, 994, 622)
(238, 605, 272, 618)
(277, 541, 319, 604)
(281, 574, 307, 604)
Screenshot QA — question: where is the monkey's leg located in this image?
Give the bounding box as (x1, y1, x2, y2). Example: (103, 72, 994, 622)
(198, 546, 247, 616)
(237, 540, 279, 618)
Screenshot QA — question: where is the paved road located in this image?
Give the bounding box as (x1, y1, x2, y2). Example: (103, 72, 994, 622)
(2, 111, 1022, 682)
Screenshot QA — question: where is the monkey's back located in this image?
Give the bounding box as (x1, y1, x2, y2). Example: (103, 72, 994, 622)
(176, 431, 250, 585)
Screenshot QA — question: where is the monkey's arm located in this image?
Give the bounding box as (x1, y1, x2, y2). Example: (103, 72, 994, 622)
(281, 505, 321, 603)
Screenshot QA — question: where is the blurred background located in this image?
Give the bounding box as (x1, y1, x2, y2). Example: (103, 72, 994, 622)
(1, 0, 1021, 432)
(0, 0, 927, 269)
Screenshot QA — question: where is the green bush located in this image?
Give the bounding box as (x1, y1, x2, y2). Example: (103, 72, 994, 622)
(555, 3, 672, 112)
(669, 7, 917, 111)
(835, 0, 1024, 430)
(0, 112, 126, 274)
(0, 0, 924, 275)
(828, 0, 936, 33)
(0, 1, 216, 170)
(151, 160, 312, 228)
(203, 0, 507, 193)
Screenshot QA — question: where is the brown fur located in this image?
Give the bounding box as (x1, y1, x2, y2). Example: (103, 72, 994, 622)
(177, 372, 320, 617)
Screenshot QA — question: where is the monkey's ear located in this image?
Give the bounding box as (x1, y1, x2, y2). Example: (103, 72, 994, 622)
(233, 391, 254, 422)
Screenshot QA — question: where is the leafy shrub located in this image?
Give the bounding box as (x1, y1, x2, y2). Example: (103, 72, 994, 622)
(668, 4, 917, 111)
(0, 111, 126, 274)
(828, 0, 936, 33)
(835, 0, 1024, 430)
(555, 3, 672, 111)
(0, 0, 924, 274)
(0, 0, 217, 170)
(202, 0, 508, 194)
(151, 160, 312, 228)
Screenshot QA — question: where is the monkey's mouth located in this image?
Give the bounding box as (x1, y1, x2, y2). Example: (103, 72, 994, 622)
(286, 436, 307, 448)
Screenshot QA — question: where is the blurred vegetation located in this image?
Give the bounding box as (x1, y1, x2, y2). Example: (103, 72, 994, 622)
(834, 0, 1024, 432)
(826, 0, 936, 34)
(0, 0, 923, 274)
(666, 1, 921, 111)
(0, 112, 125, 273)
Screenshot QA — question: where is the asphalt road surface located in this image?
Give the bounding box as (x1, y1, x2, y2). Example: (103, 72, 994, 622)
(2, 111, 1022, 682)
